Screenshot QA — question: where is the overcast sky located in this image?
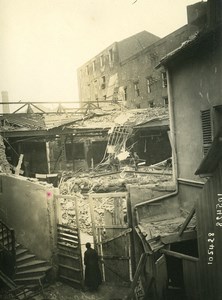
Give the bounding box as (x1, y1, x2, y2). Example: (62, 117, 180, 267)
(0, 0, 198, 103)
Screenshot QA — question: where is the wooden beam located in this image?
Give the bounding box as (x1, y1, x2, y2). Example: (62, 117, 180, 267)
(125, 253, 149, 300)
(178, 206, 196, 236)
(14, 154, 24, 175)
(160, 249, 199, 262)
(97, 228, 132, 245)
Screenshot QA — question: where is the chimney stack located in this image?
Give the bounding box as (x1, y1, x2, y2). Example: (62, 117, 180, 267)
(207, 0, 222, 29)
(1, 91, 10, 113)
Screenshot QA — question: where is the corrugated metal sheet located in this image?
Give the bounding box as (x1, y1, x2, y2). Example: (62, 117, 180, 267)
(0, 114, 45, 129)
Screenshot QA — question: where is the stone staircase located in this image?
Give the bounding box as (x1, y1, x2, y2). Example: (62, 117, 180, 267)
(14, 243, 52, 288)
(0, 223, 52, 299)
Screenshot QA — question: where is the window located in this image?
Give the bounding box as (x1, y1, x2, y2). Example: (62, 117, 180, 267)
(100, 55, 104, 67)
(86, 65, 89, 75)
(124, 87, 127, 101)
(162, 72, 167, 88)
(92, 60, 96, 72)
(163, 97, 168, 107)
(101, 76, 106, 89)
(201, 109, 212, 156)
(147, 79, 151, 93)
(134, 82, 140, 97)
(109, 49, 114, 64)
(149, 101, 154, 108)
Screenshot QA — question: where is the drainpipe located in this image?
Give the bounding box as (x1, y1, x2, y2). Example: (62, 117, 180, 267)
(134, 68, 179, 223)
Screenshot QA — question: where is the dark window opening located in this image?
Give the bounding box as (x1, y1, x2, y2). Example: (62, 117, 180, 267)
(124, 87, 127, 101)
(163, 97, 168, 107)
(101, 76, 106, 89)
(149, 101, 154, 108)
(66, 142, 85, 160)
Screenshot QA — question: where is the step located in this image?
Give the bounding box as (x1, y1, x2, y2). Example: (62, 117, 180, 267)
(16, 254, 36, 266)
(59, 274, 81, 285)
(59, 264, 81, 273)
(58, 242, 78, 250)
(16, 248, 29, 258)
(57, 226, 78, 233)
(16, 260, 48, 272)
(15, 266, 52, 279)
(58, 232, 79, 242)
(58, 252, 79, 261)
(14, 274, 46, 286)
(58, 236, 78, 245)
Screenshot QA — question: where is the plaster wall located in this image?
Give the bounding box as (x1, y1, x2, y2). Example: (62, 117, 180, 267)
(0, 174, 56, 261)
(170, 44, 222, 181)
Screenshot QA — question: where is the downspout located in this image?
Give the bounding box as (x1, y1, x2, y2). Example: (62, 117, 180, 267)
(134, 68, 179, 223)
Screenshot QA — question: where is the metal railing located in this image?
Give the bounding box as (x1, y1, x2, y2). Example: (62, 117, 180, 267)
(0, 220, 16, 267)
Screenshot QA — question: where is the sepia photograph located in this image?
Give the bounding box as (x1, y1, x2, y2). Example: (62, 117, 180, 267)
(0, 0, 221, 299)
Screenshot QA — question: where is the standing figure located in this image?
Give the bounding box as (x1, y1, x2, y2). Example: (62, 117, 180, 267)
(84, 242, 102, 291)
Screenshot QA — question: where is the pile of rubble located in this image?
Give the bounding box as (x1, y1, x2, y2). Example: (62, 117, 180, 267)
(59, 168, 173, 235)
(0, 136, 11, 174)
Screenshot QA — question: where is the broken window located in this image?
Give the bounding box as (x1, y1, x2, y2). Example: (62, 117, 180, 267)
(134, 82, 140, 97)
(149, 101, 154, 108)
(124, 87, 127, 101)
(162, 71, 167, 88)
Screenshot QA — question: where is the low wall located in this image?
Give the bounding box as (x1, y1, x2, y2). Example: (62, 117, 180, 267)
(0, 174, 57, 262)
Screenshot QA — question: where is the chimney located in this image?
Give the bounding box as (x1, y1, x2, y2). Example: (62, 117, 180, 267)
(1, 91, 10, 113)
(187, 2, 207, 30)
(207, 0, 222, 28)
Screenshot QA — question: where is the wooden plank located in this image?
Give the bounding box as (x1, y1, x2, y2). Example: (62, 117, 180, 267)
(90, 192, 127, 198)
(178, 206, 196, 236)
(97, 228, 132, 245)
(160, 249, 199, 262)
(125, 253, 148, 300)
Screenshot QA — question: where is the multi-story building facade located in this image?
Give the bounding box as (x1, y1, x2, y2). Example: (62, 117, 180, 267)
(77, 1, 207, 110)
(77, 31, 160, 107)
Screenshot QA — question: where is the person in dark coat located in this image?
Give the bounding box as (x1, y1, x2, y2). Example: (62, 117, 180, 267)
(84, 242, 102, 291)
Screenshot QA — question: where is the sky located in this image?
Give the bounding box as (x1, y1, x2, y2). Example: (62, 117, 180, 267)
(0, 0, 199, 103)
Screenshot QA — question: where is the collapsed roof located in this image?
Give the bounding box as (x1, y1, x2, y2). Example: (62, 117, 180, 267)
(0, 107, 169, 134)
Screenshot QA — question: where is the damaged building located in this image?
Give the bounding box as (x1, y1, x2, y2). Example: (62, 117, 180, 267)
(77, 1, 207, 109)
(0, 105, 171, 179)
(1, 0, 221, 299)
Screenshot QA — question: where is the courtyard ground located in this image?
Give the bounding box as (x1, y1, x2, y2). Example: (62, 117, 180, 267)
(43, 281, 131, 300)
